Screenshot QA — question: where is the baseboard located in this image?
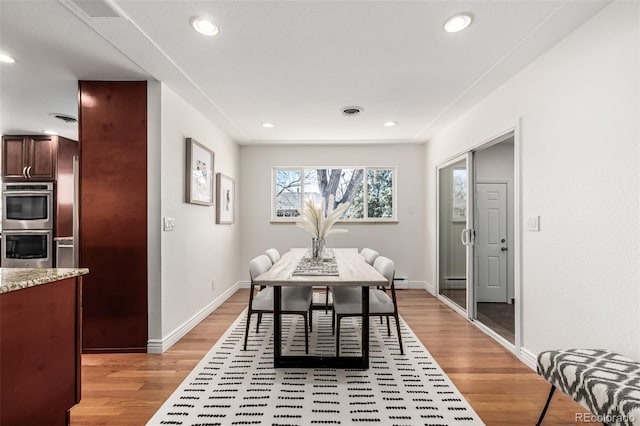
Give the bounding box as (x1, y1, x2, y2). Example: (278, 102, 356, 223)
(238, 280, 250, 289)
(147, 281, 243, 354)
(420, 281, 435, 295)
(83, 347, 147, 354)
(519, 347, 538, 371)
(400, 281, 433, 294)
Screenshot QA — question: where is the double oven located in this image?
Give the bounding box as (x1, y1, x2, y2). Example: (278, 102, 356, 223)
(2, 182, 54, 267)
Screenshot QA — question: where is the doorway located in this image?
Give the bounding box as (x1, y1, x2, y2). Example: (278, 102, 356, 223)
(475, 183, 508, 303)
(473, 136, 515, 344)
(436, 131, 516, 346)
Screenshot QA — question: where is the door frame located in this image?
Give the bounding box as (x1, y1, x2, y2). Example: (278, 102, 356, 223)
(434, 120, 522, 355)
(435, 153, 474, 318)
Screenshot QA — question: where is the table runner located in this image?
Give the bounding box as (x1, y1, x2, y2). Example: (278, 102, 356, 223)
(292, 249, 339, 276)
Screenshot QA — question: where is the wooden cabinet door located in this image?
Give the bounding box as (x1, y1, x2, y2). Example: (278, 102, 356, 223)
(28, 136, 56, 180)
(1, 135, 56, 180)
(0, 278, 81, 425)
(2, 135, 28, 179)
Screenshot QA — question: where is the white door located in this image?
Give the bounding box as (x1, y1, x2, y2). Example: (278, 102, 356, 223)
(476, 183, 507, 303)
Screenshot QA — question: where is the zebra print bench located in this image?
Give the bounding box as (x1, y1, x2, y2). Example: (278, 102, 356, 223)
(536, 349, 640, 425)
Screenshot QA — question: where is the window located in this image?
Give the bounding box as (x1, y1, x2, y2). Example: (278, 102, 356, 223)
(452, 168, 467, 221)
(272, 167, 397, 222)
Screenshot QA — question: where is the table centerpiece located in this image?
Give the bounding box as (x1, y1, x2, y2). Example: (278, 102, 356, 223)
(296, 195, 349, 260)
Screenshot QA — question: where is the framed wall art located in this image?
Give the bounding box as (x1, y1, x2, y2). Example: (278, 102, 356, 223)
(216, 173, 235, 224)
(186, 138, 214, 206)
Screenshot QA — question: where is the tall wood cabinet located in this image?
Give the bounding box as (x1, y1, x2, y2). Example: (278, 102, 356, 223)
(79, 81, 148, 353)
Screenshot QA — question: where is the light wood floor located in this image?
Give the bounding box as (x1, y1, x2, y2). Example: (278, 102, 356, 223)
(71, 289, 586, 425)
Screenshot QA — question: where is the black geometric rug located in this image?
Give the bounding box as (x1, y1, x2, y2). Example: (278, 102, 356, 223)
(147, 309, 484, 425)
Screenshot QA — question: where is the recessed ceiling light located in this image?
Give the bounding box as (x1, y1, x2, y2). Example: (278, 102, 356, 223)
(191, 17, 219, 36)
(444, 13, 472, 33)
(261, 122, 275, 128)
(43, 130, 58, 135)
(0, 52, 15, 63)
(383, 121, 397, 127)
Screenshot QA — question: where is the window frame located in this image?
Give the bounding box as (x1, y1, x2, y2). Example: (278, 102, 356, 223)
(271, 166, 398, 223)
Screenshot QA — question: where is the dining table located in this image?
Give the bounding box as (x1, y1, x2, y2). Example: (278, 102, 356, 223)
(253, 247, 388, 369)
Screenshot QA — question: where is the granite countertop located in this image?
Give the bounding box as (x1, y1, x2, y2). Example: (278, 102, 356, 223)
(0, 268, 89, 294)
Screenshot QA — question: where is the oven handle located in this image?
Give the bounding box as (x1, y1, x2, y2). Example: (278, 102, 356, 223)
(3, 230, 53, 235)
(3, 190, 53, 196)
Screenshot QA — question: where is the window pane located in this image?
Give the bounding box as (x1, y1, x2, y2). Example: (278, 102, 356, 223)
(367, 169, 393, 218)
(452, 168, 467, 220)
(302, 169, 322, 205)
(342, 169, 364, 219)
(305, 168, 364, 219)
(275, 169, 301, 217)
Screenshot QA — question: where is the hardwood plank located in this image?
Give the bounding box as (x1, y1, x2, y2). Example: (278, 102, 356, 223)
(70, 289, 587, 425)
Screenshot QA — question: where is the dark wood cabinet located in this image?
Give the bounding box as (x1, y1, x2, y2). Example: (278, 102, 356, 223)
(1, 135, 76, 182)
(79, 81, 148, 353)
(2, 135, 55, 180)
(0, 277, 83, 425)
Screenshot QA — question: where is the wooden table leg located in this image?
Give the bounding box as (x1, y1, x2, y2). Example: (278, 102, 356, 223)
(273, 285, 282, 366)
(362, 285, 370, 369)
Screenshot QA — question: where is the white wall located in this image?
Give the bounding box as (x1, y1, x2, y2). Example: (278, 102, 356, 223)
(148, 84, 241, 351)
(239, 143, 426, 287)
(425, 1, 640, 359)
(148, 80, 162, 342)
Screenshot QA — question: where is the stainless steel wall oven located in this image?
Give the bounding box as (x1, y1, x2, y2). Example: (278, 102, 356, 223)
(2, 229, 53, 268)
(2, 182, 54, 230)
(2, 182, 54, 267)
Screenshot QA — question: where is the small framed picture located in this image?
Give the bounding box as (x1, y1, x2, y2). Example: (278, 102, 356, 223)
(186, 138, 214, 206)
(216, 173, 235, 224)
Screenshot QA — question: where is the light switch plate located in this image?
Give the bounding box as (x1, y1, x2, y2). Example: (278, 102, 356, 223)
(527, 216, 540, 232)
(163, 217, 176, 231)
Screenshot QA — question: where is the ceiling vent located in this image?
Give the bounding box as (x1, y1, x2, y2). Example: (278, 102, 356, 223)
(49, 113, 78, 124)
(71, 0, 121, 18)
(342, 106, 363, 117)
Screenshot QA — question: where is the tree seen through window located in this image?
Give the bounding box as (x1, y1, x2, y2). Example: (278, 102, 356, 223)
(273, 167, 395, 221)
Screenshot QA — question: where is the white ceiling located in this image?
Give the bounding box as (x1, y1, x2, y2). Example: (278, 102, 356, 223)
(0, 0, 609, 144)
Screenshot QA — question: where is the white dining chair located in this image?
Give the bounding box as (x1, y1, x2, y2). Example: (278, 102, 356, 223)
(359, 247, 380, 266)
(243, 254, 313, 353)
(331, 256, 403, 355)
(322, 248, 379, 315)
(359, 247, 386, 323)
(265, 248, 280, 264)
(265, 247, 331, 314)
